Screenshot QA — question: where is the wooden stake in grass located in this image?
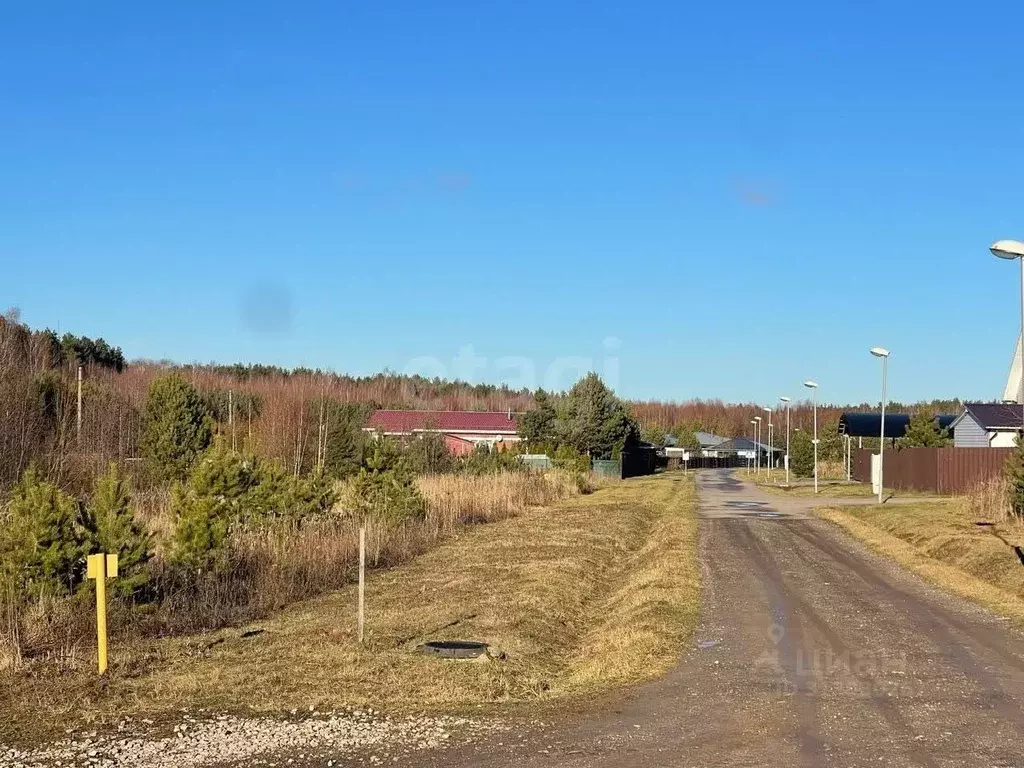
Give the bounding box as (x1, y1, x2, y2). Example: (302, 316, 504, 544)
(358, 524, 366, 644)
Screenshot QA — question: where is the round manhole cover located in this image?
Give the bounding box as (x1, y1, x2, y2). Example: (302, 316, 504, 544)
(417, 640, 489, 659)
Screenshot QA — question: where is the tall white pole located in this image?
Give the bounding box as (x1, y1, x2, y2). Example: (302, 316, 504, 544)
(767, 414, 773, 481)
(785, 401, 791, 486)
(879, 356, 888, 504)
(757, 419, 762, 476)
(749, 422, 754, 474)
(1019, 257, 1024, 435)
(812, 389, 818, 494)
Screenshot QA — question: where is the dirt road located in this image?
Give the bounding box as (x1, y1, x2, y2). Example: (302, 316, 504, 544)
(417, 469, 1024, 768)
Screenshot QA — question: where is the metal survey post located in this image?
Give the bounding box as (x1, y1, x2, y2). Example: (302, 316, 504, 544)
(86, 553, 119, 674)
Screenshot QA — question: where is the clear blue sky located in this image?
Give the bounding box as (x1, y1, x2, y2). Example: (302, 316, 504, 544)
(3, 1, 1024, 405)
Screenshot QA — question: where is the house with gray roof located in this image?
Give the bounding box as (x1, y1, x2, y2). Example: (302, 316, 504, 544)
(949, 403, 1024, 448)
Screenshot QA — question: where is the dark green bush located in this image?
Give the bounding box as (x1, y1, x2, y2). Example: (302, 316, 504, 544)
(458, 443, 526, 475)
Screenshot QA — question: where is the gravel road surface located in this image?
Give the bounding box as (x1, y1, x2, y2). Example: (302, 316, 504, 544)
(417, 469, 1024, 768)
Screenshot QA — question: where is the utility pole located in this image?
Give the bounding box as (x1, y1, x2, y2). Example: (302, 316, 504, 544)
(76, 365, 83, 444)
(228, 389, 235, 451)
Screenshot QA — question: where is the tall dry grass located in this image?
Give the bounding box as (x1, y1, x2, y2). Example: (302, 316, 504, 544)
(416, 470, 586, 524)
(956, 475, 1016, 524)
(2, 470, 587, 664)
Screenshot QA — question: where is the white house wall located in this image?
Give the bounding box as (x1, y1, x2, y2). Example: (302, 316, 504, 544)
(990, 431, 1019, 448)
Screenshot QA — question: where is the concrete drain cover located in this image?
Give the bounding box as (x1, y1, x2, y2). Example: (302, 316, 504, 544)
(417, 640, 489, 659)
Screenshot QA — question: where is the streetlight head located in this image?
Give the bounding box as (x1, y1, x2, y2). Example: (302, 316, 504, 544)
(762, 406, 771, 413)
(754, 416, 762, 422)
(750, 419, 757, 424)
(803, 380, 818, 389)
(870, 347, 890, 358)
(991, 239, 1024, 260)
(779, 396, 791, 403)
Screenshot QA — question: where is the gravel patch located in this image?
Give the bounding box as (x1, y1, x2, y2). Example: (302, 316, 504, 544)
(2, 709, 499, 768)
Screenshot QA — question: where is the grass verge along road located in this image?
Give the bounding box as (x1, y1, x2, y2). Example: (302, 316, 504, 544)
(817, 498, 1024, 622)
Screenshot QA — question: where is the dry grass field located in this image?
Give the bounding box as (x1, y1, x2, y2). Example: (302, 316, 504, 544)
(1, 471, 699, 745)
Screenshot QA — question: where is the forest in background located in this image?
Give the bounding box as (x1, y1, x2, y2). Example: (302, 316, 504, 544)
(0, 308, 964, 493)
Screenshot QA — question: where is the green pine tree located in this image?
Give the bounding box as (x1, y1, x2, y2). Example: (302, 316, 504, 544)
(518, 389, 557, 446)
(86, 463, 152, 597)
(641, 423, 668, 447)
(141, 374, 214, 484)
(673, 426, 701, 451)
(789, 430, 816, 478)
(0, 468, 88, 597)
(556, 373, 639, 459)
(350, 437, 426, 522)
(169, 442, 257, 572)
(1006, 438, 1024, 518)
(902, 409, 951, 447)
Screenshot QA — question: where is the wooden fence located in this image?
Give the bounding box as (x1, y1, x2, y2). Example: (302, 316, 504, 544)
(852, 447, 1013, 494)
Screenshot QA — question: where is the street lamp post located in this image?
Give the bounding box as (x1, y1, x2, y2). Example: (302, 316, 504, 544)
(991, 239, 1024, 439)
(803, 381, 819, 493)
(779, 396, 792, 486)
(763, 407, 773, 481)
(754, 415, 762, 476)
(749, 419, 757, 474)
(870, 347, 890, 504)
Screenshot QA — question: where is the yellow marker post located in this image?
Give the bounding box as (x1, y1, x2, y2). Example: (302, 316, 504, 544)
(86, 553, 118, 674)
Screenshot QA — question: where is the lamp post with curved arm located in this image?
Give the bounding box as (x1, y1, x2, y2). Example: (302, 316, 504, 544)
(803, 381, 819, 494)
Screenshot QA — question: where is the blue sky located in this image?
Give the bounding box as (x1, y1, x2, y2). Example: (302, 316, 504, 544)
(3, 2, 1024, 404)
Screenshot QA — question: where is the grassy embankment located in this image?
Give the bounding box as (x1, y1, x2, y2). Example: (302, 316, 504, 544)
(2, 471, 699, 744)
(816, 478, 1024, 621)
(743, 460, 932, 499)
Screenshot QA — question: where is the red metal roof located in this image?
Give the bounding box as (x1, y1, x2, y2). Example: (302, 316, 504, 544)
(366, 410, 518, 434)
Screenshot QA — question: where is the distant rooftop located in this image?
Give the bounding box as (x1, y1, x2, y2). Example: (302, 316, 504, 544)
(956, 403, 1024, 431)
(366, 410, 518, 434)
(695, 431, 728, 448)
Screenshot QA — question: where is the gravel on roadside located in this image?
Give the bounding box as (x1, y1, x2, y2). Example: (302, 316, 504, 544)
(2, 709, 500, 768)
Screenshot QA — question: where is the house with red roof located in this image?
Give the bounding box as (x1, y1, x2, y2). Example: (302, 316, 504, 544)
(364, 410, 521, 455)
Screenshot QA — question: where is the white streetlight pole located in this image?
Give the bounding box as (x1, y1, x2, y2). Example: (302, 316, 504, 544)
(749, 419, 757, 474)
(803, 381, 819, 494)
(871, 347, 890, 504)
(991, 240, 1024, 439)
(763, 407, 773, 481)
(754, 416, 762, 476)
(779, 396, 791, 486)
